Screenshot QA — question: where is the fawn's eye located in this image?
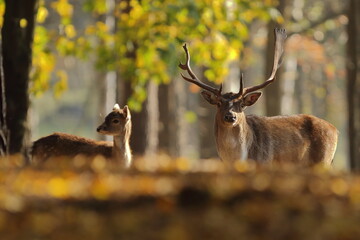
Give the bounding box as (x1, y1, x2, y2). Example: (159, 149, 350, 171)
(112, 119, 120, 124)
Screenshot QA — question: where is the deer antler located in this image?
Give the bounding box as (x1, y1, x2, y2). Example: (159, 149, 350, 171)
(233, 28, 287, 100)
(179, 44, 222, 96)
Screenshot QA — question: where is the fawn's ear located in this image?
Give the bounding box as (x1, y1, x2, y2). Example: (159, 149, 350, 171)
(122, 105, 131, 120)
(201, 91, 219, 105)
(243, 92, 262, 106)
(113, 103, 121, 111)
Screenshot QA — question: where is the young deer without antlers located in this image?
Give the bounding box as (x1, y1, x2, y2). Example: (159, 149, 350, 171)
(31, 104, 132, 167)
(179, 28, 338, 166)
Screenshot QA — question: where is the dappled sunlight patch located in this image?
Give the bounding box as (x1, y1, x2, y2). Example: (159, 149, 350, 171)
(330, 178, 349, 196)
(0, 193, 24, 213)
(90, 156, 107, 172)
(251, 173, 272, 191)
(47, 177, 69, 198)
(233, 160, 257, 172)
(0, 154, 26, 168)
(349, 179, 360, 206)
(91, 178, 111, 200)
(133, 154, 226, 173)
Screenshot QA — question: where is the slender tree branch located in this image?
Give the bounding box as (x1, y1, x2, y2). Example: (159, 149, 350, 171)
(0, 35, 8, 156)
(288, 9, 346, 37)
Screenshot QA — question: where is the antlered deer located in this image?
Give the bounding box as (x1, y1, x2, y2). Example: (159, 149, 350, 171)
(179, 29, 338, 166)
(31, 104, 132, 167)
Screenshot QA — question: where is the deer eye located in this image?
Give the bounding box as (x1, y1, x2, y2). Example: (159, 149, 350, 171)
(112, 119, 120, 124)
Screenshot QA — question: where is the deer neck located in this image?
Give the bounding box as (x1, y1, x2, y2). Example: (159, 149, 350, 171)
(113, 121, 132, 168)
(215, 112, 252, 162)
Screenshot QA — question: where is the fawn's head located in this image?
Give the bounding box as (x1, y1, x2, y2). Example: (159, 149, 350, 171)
(179, 29, 286, 127)
(97, 104, 131, 136)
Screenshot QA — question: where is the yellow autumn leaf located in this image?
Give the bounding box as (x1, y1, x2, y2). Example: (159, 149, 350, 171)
(85, 25, 96, 35)
(54, 70, 68, 97)
(20, 19, 27, 28)
(95, 21, 108, 32)
(51, 0, 73, 18)
(37, 6, 48, 23)
(228, 47, 238, 61)
(0, 2, 4, 17)
(65, 24, 76, 38)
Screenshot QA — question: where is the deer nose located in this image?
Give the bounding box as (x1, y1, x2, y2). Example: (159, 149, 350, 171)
(96, 126, 103, 132)
(224, 114, 236, 123)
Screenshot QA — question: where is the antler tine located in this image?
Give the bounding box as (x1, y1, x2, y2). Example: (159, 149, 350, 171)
(230, 72, 244, 100)
(179, 44, 222, 96)
(240, 72, 244, 95)
(219, 83, 223, 95)
(241, 28, 287, 97)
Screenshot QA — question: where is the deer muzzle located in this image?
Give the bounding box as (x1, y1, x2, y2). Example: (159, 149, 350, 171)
(97, 125, 106, 133)
(224, 113, 236, 123)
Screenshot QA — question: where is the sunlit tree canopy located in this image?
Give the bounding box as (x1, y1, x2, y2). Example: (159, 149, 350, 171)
(9, 0, 281, 109)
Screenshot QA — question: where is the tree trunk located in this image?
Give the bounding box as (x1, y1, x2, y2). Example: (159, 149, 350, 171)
(0, 37, 8, 156)
(168, 76, 187, 158)
(158, 84, 170, 153)
(96, 72, 107, 141)
(122, 82, 159, 157)
(145, 81, 159, 156)
(198, 68, 218, 159)
(294, 65, 305, 114)
(347, 0, 360, 171)
(264, 0, 286, 116)
(2, 0, 38, 154)
(114, 0, 151, 156)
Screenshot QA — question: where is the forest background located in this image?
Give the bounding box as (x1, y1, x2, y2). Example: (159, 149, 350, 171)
(0, 0, 358, 170)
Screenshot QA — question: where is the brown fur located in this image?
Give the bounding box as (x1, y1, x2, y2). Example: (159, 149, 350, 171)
(31, 132, 113, 161)
(215, 111, 338, 166)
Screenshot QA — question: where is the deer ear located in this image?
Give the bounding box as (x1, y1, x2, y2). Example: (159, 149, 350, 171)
(243, 92, 262, 106)
(122, 105, 131, 120)
(201, 91, 219, 105)
(113, 103, 121, 111)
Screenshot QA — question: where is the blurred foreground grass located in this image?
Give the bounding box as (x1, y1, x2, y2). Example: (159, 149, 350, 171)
(0, 154, 359, 240)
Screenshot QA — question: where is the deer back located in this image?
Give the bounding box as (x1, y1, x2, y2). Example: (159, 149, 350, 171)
(31, 132, 113, 164)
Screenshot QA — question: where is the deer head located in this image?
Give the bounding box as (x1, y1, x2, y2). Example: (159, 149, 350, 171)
(179, 28, 287, 127)
(97, 104, 131, 136)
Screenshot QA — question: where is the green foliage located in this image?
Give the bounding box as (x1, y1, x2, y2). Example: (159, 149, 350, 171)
(0, 0, 4, 26)
(111, 0, 278, 110)
(29, 0, 77, 97)
(83, 0, 107, 15)
(51, 0, 73, 25)
(5, 0, 279, 106)
(31, 25, 55, 96)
